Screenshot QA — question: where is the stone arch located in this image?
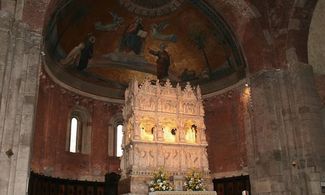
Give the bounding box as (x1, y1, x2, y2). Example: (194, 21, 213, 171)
(202, 0, 275, 73)
(308, 0, 325, 74)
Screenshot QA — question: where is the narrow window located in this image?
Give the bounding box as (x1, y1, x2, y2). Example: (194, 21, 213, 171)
(69, 117, 78, 153)
(116, 124, 123, 157)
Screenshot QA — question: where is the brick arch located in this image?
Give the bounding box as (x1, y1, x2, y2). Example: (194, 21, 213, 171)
(22, 0, 60, 32)
(204, 0, 274, 74)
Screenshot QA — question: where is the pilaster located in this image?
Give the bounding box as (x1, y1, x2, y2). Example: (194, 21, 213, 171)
(0, 10, 42, 195)
(247, 62, 325, 194)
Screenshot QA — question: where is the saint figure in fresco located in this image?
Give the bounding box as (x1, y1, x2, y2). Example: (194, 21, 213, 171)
(77, 34, 95, 70)
(149, 43, 171, 80)
(60, 34, 95, 71)
(120, 16, 147, 55)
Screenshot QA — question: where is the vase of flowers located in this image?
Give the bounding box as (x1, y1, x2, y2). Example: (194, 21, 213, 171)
(183, 170, 206, 191)
(149, 168, 174, 192)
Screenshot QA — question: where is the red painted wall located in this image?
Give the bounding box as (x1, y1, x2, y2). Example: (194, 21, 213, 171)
(204, 87, 248, 175)
(31, 71, 122, 181)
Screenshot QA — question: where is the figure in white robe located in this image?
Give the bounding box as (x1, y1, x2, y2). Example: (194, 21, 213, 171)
(59, 35, 95, 70)
(59, 43, 85, 66)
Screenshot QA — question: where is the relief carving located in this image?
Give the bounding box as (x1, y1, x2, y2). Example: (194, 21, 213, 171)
(121, 79, 210, 188)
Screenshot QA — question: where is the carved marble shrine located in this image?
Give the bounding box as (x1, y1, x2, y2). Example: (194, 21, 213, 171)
(119, 79, 212, 194)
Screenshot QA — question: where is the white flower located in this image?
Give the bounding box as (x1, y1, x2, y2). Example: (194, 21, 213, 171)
(150, 187, 155, 192)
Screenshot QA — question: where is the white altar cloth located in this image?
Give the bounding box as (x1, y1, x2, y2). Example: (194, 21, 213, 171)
(149, 191, 217, 195)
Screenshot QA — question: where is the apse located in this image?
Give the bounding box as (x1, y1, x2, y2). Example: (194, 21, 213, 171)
(44, 0, 246, 99)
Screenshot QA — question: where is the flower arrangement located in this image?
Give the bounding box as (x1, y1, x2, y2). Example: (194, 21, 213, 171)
(149, 169, 174, 192)
(183, 170, 206, 191)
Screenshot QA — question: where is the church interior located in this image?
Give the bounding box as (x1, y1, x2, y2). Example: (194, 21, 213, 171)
(0, 0, 325, 194)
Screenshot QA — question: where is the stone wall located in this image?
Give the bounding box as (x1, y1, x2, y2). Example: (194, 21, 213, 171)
(308, 0, 325, 75)
(31, 71, 122, 181)
(247, 64, 325, 194)
(0, 8, 41, 195)
(315, 75, 325, 106)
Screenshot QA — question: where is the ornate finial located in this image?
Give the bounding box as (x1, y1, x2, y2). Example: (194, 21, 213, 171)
(140, 79, 150, 91)
(184, 82, 192, 93)
(176, 83, 181, 96)
(196, 85, 202, 100)
(164, 79, 172, 88)
(156, 80, 161, 94)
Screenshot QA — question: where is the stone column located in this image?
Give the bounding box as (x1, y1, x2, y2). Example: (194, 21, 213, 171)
(133, 115, 141, 140)
(156, 122, 164, 141)
(246, 62, 325, 194)
(0, 10, 41, 195)
(288, 62, 325, 194)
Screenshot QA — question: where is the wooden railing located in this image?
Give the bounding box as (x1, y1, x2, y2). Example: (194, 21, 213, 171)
(28, 171, 120, 195)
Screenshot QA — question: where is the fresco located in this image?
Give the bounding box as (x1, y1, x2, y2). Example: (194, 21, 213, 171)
(56, 0, 235, 87)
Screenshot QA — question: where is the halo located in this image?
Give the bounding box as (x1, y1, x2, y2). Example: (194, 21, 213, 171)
(89, 36, 96, 43)
(160, 43, 167, 49)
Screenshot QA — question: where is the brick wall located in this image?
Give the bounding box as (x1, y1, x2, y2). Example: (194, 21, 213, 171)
(31, 70, 122, 181)
(204, 87, 248, 175)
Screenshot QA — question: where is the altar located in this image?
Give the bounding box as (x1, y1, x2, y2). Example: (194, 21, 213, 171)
(149, 191, 217, 195)
(118, 79, 213, 194)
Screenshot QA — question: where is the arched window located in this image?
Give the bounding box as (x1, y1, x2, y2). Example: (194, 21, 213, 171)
(108, 113, 123, 157)
(66, 106, 91, 154)
(69, 117, 80, 153)
(116, 124, 123, 157)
